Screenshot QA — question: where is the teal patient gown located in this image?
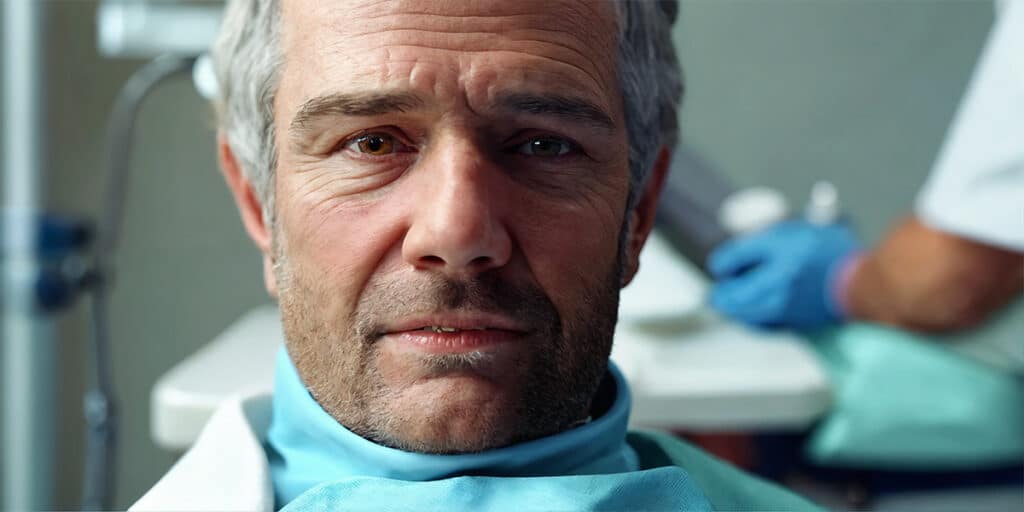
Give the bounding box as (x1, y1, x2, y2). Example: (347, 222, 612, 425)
(266, 348, 820, 511)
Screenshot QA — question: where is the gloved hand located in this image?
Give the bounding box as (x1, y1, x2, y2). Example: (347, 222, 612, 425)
(708, 220, 861, 330)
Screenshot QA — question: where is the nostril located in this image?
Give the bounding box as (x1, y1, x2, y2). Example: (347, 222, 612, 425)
(420, 255, 445, 266)
(469, 255, 493, 269)
(471, 255, 492, 265)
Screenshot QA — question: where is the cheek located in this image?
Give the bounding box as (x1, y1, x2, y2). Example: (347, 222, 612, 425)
(511, 182, 627, 317)
(276, 175, 409, 311)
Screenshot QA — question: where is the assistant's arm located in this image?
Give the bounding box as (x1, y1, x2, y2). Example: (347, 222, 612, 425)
(842, 217, 1024, 332)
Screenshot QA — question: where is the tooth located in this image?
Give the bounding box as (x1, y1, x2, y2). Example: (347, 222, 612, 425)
(417, 326, 490, 333)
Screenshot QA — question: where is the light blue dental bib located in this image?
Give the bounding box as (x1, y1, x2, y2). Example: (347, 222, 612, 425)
(267, 348, 713, 511)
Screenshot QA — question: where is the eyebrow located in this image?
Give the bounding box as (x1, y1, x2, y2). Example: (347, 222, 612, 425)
(288, 90, 616, 141)
(496, 93, 616, 132)
(289, 91, 425, 138)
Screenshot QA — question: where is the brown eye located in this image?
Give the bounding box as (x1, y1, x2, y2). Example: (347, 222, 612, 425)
(355, 134, 396, 155)
(516, 137, 574, 157)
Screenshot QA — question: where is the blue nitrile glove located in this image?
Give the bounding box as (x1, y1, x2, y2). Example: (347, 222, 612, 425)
(708, 220, 861, 330)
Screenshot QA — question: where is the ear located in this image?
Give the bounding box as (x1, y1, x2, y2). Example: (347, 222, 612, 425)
(621, 146, 671, 287)
(218, 133, 278, 298)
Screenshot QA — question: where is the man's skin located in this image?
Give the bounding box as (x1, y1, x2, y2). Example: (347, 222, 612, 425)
(220, 0, 670, 454)
(846, 216, 1024, 332)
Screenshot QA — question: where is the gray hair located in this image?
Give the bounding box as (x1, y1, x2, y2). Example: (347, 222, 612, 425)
(212, 0, 682, 214)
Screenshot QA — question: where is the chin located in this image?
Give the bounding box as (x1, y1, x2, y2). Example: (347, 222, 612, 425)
(381, 376, 523, 454)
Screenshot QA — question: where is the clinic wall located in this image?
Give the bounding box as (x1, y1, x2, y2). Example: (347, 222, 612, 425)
(0, 0, 993, 509)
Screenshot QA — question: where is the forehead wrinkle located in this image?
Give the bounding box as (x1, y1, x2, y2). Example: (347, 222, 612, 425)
(358, 43, 610, 102)
(335, 13, 614, 64)
(341, 15, 612, 62)
(318, 2, 619, 91)
(351, 28, 614, 94)
(342, 0, 617, 25)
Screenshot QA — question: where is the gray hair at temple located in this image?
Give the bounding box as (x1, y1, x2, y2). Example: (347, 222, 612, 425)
(211, 0, 683, 217)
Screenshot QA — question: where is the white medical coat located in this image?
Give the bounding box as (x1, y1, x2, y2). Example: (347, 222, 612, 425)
(916, 0, 1024, 251)
(131, 394, 275, 511)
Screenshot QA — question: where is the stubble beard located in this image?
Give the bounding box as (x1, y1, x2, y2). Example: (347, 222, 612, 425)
(272, 232, 625, 454)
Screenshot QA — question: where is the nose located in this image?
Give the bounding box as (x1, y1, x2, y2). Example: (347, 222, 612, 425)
(402, 138, 512, 276)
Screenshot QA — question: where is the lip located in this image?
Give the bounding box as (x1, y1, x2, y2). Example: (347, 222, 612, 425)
(389, 329, 522, 354)
(383, 311, 528, 354)
(383, 311, 528, 335)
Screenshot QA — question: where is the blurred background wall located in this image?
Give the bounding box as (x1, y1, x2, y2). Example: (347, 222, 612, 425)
(0, 0, 994, 508)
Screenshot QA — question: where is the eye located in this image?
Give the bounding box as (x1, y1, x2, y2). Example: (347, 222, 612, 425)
(345, 133, 407, 156)
(515, 137, 576, 157)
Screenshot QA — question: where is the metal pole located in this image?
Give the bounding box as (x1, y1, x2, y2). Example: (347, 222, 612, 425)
(3, 0, 55, 510)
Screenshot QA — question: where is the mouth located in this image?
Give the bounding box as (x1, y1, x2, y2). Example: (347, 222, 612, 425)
(383, 313, 527, 354)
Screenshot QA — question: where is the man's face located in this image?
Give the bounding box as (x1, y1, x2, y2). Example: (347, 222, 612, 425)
(257, 0, 652, 453)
